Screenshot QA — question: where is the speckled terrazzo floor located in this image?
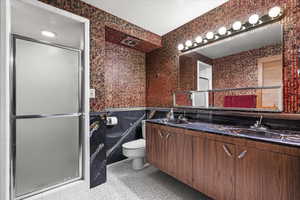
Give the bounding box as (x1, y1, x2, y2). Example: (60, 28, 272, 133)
(90, 160, 210, 200)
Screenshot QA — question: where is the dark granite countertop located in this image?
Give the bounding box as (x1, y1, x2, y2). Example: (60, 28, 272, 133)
(146, 119, 300, 147)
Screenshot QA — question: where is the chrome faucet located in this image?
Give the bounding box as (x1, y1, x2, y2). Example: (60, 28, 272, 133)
(178, 114, 188, 123)
(251, 115, 268, 131)
(166, 108, 175, 121)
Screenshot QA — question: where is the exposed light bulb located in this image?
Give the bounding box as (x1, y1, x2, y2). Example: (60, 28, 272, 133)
(177, 44, 184, 51)
(218, 27, 227, 35)
(185, 40, 193, 47)
(195, 36, 203, 43)
(249, 14, 260, 25)
(232, 21, 242, 31)
(269, 6, 282, 18)
(41, 30, 56, 38)
(206, 32, 214, 40)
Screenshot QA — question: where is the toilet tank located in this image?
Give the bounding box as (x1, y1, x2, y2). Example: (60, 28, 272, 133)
(142, 120, 146, 139)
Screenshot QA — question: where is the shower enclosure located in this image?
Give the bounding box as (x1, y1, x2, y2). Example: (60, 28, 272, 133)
(0, 1, 90, 200)
(12, 35, 83, 199)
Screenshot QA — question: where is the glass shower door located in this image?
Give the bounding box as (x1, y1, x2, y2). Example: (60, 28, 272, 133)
(13, 36, 82, 198)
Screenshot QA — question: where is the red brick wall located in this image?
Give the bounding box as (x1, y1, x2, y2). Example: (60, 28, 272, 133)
(146, 0, 300, 112)
(105, 42, 146, 108)
(39, 0, 161, 112)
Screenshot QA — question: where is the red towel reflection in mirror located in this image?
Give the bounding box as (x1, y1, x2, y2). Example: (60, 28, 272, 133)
(224, 95, 257, 108)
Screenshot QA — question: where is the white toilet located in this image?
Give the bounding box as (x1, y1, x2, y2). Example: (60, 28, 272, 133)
(122, 120, 146, 170)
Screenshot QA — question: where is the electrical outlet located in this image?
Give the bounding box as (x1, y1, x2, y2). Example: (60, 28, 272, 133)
(90, 88, 95, 98)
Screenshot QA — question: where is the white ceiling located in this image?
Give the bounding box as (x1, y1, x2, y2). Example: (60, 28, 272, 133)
(82, 0, 228, 36)
(195, 23, 283, 59)
(11, 0, 84, 49)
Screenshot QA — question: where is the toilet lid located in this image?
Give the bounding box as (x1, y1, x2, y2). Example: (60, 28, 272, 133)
(122, 139, 145, 149)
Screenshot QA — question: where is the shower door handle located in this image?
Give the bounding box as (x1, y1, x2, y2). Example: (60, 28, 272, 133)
(14, 113, 82, 119)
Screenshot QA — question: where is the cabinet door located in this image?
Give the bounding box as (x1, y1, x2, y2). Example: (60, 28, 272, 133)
(175, 133, 193, 185)
(204, 140, 235, 200)
(146, 125, 164, 168)
(163, 131, 177, 176)
(192, 136, 206, 191)
(145, 125, 153, 164)
(236, 146, 300, 200)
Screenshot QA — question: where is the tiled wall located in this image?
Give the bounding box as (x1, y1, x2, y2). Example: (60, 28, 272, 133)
(179, 55, 198, 91)
(146, 0, 300, 112)
(105, 42, 146, 108)
(39, 0, 161, 112)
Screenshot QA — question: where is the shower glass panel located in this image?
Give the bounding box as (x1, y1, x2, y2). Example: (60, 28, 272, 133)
(15, 117, 80, 196)
(15, 39, 80, 115)
(13, 36, 82, 198)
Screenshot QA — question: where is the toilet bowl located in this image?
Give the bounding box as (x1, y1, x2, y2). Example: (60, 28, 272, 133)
(122, 120, 146, 170)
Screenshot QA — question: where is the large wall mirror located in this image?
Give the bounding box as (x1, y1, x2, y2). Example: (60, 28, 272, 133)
(176, 23, 283, 112)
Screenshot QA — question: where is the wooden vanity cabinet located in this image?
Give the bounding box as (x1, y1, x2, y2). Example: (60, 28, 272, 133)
(175, 132, 193, 185)
(163, 128, 177, 177)
(146, 124, 164, 168)
(202, 139, 235, 200)
(146, 123, 300, 200)
(235, 146, 300, 200)
(146, 124, 193, 184)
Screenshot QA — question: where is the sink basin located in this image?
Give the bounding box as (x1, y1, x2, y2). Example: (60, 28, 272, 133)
(155, 119, 300, 143)
(235, 128, 300, 141)
(242, 129, 282, 139)
(159, 118, 190, 124)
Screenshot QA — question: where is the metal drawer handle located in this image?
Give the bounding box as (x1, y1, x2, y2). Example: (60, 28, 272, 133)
(158, 130, 164, 138)
(222, 145, 233, 157)
(238, 150, 248, 159)
(165, 133, 171, 139)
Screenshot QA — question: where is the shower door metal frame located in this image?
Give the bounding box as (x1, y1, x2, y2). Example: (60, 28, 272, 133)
(10, 34, 84, 200)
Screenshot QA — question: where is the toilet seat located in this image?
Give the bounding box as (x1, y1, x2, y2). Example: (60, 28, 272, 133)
(122, 139, 145, 150)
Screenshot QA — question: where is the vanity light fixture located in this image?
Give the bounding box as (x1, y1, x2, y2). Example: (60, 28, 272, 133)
(249, 14, 260, 25)
(185, 40, 193, 47)
(232, 21, 242, 31)
(218, 26, 227, 36)
(41, 30, 56, 38)
(206, 32, 214, 40)
(178, 6, 283, 52)
(195, 36, 203, 43)
(269, 6, 282, 18)
(177, 44, 184, 51)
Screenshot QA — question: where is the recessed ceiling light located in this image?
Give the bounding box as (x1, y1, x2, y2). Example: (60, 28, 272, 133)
(41, 30, 56, 38)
